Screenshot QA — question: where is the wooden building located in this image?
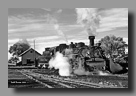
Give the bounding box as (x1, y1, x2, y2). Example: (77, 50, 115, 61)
(18, 48, 42, 65)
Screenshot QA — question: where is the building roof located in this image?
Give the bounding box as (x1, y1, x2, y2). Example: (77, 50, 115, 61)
(18, 48, 42, 57)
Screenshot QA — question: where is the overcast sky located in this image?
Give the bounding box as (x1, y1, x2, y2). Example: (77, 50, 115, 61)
(8, 8, 128, 59)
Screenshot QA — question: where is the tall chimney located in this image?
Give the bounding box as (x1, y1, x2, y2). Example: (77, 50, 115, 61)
(88, 36, 95, 47)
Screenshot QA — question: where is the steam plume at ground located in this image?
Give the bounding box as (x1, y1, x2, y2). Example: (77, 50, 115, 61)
(74, 58, 91, 75)
(76, 8, 100, 36)
(63, 48, 92, 76)
(98, 71, 109, 76)
(48, 52, 71, 76)
(49, 48, 95, 76)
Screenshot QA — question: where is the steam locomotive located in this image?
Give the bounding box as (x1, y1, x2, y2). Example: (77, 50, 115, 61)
(37, 36, 128, 74)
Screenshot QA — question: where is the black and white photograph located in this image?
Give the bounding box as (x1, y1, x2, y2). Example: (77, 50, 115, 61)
(8, 8, 128, 88)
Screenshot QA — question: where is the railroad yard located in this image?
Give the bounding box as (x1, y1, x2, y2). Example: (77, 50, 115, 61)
(8, 8, 128, 89)
(8, 66, 128, 88)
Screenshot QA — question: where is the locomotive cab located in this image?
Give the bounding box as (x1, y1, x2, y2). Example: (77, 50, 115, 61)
(82, 45, 107, 72)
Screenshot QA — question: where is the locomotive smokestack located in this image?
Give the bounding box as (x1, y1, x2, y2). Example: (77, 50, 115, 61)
(88, 36, 95, 47)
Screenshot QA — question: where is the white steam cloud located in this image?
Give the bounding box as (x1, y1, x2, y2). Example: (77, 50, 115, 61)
(49, 52, 71, 76)
(98, 71, 109, 76)
(74, 58, 91, 75)
(54, 24, 68, 44)
(76, 8, 100, 36)
(45, 14, 68, 44)
(48, 48, 93, 76)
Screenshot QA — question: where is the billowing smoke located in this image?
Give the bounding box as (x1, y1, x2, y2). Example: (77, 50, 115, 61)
(48, 48, 94, 76)
(74, 58, 91, 75)
(64, 48, 91, 76)
(64, 48, 73, 59)
(48, 52, 71, 76)
(45, 14, 68, 44)
(54, 24, 68, 44)
(76, 8, 100, 36)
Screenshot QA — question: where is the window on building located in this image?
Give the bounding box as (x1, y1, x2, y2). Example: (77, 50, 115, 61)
(30, 50, 33, 53)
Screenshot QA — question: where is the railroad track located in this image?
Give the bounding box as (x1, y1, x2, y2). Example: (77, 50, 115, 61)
(20, 70, 72, 88)
(19, 70, 123, 88)
(37, 74, 122, 88)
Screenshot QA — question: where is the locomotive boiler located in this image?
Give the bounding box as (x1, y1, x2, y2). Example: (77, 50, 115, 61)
(69, 35, 128, 74)
(68, 36, 108, 72)
(40, 35, 128, 74)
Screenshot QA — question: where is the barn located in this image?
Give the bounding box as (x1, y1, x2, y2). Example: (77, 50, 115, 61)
(18, 48, 42, 65)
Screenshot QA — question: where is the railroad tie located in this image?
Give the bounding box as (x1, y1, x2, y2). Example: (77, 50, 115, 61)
(20, 71, 53, 88)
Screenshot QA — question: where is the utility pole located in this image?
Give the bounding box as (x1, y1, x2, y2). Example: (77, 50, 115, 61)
(34, 40, 36, 67)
